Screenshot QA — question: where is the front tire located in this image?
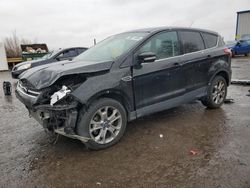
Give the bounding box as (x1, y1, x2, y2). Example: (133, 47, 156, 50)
(76, 98, 127, 150)
(201, 76, 227, 109)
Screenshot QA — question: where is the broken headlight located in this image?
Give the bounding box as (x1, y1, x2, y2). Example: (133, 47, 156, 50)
(37, 74, 86, 105)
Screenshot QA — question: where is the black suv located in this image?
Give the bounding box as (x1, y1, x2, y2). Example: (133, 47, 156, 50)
(16, 27, 231, 150)
(12, 47, 87, 79)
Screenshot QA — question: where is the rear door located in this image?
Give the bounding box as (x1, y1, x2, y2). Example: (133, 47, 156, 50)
(132, 31, 185, 114)
(178, 30, 211, 92)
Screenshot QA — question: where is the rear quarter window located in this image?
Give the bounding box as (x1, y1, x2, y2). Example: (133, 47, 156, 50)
(202, 32, 218, 48)
(218, 36, 225, 47)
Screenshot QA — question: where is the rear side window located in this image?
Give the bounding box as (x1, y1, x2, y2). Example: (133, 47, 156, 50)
(58, 49, 78, 58)
(202, 33, 218, 48)
(218, 36, 225, 47)
(179, 31, 205, 54)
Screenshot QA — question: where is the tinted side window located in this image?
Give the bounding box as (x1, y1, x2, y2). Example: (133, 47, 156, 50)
(59, 49, 78, 58)
(179, 31, 205, 54)
(241, 40, 250, 45)
(138, 31, 180, 60)
(202, 33, 218, 48)
(77, 48, 87, 55)
(68, 49, 78, 57)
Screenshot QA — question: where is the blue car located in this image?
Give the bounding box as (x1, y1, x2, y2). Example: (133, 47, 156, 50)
(230, 34, 250, 57)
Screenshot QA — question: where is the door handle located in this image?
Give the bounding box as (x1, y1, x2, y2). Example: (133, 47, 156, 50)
(173, 62, 181, 67)
(121, 76, 132, 82)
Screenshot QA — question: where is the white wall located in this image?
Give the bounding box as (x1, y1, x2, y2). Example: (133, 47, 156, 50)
(237, 12, 250, 38)
(0, 42, 8, 71)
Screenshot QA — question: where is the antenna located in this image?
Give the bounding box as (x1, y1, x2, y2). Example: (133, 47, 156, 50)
(189, 21, 195, 28)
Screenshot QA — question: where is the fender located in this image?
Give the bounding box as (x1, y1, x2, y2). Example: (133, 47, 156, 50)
(71, 67, 135, 112)
(207, 58, 231, 86)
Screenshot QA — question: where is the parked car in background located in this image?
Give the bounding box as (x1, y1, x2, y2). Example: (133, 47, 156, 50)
(228, 35, 250, 57)
(12, 47, 88, 78)
(241, 34, 250, 41)
(16, 27, 231, 150)
(225, 40, 237, 48)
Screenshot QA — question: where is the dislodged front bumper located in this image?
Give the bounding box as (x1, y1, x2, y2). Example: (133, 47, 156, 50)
(15, 81, 40, 108)
(54, 128, 89, 142)
(15, 81, 90, 143)
(30, 103, 90, 143)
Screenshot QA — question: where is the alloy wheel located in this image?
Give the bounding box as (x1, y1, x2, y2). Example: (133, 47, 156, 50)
(89, 106, 122, 144)
(212, 80, 226, 104)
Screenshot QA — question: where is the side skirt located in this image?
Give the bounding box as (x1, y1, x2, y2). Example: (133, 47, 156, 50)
(135, 87, 207, 118)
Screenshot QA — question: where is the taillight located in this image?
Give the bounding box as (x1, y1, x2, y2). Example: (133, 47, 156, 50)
(224, 48, 232, 57)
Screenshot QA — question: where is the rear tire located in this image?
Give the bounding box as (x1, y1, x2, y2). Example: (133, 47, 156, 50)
(201, 76, 227, 109)
(232, 51, 235, 58)
(245, 53, 249, 57)
(76, 98, 127, 150)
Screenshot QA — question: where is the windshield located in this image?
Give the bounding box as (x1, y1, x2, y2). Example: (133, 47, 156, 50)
(241, 34, 250, 41)
(75, 32, 148, 62)
(41, 51, 54, 59)
(41, 50, 61, 60)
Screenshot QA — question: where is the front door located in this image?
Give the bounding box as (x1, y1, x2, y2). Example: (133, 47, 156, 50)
(132, 31, 186, 116)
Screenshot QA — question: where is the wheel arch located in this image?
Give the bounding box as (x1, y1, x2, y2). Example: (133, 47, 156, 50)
(210, 70, 230, 86)
(85, 89, 134, 120)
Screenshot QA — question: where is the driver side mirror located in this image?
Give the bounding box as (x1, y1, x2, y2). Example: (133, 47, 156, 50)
(137, 52, 156, 64)
(237, 41, 241, 46)
(56, 57, 61, 61)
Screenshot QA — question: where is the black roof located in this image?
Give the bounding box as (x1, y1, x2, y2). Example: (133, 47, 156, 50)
(125, 26, 219, 35)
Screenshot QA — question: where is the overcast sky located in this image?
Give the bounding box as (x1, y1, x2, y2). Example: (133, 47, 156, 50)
(1, 0, 249, 50)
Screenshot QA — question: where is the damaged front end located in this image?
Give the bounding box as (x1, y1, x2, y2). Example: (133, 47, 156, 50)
(15, 75, 90, 142)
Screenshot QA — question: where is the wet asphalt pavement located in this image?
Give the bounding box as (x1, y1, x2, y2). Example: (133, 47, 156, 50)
(0, 57, 250, 188)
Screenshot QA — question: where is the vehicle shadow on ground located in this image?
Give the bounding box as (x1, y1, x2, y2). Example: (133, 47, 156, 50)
(25, 101, 229, 188)
(29, 100, 227, 164)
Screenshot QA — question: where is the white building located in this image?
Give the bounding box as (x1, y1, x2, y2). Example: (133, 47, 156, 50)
(236, 10, 250, 40)
(0, 42, 8, 71)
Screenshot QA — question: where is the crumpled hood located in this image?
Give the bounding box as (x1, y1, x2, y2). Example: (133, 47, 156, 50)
(19, 59, 114, 90)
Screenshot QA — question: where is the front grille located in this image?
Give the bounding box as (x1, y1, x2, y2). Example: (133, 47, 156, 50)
(19, 79, 37, 90)
(17, 81, 40, 97)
